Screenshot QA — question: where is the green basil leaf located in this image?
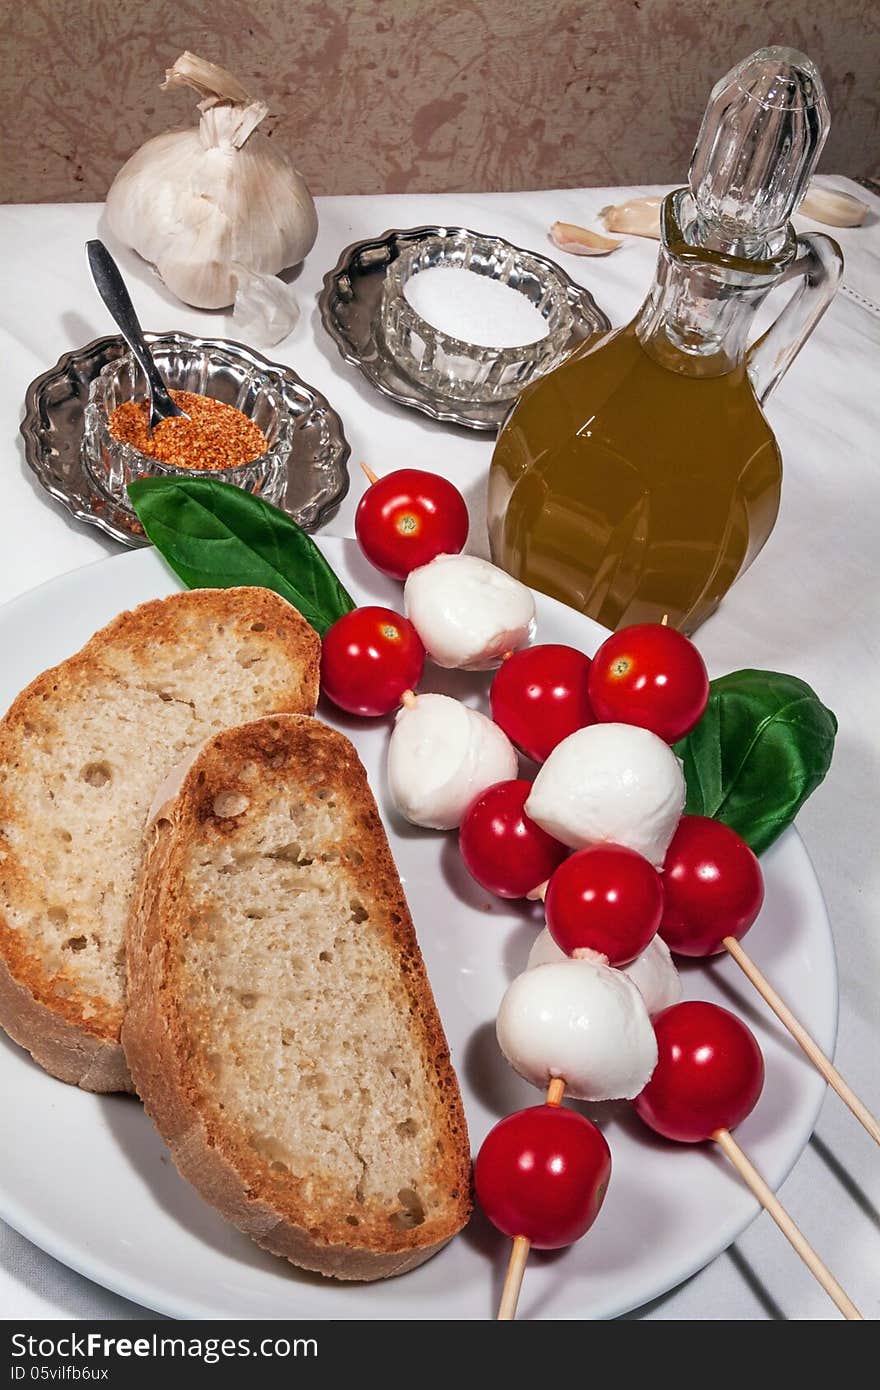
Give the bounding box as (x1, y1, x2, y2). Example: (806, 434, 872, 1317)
(674, 669, 837, 855)
(128, 476, 355, 637)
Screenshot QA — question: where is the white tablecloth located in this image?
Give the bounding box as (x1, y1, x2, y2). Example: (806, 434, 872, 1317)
(1, 181, 878, 1320)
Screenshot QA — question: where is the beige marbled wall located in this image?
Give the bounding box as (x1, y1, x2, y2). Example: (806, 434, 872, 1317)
(1, 0, 877, 202)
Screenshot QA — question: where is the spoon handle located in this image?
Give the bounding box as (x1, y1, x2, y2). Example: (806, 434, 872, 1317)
(86, 240, 184, 426)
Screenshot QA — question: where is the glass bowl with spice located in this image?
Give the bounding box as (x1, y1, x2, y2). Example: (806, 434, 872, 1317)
(81, 337, 295, 510)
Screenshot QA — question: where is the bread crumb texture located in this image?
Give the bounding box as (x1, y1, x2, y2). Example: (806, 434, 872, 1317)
(0, 589, 319, 1063)
(125, 716, 471, 1271)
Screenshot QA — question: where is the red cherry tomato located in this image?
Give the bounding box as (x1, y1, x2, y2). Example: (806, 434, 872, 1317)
(490, 644, 595, 763)
(459, 779, 567, 899)
(587, 623, 709, 743)
(355, 468, 469, 580)
(545, 844, 663, 966)
(320, 606, 424, 717)
(660, 815, 764, 957)
(633, 1000, 764, 1143)
(475, 1103, 611, 1248)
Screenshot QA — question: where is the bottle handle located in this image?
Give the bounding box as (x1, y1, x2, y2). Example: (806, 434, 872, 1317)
(747, 232, 843, 405)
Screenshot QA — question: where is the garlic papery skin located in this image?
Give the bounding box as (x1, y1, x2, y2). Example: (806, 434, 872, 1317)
(600, 196, 663, 239)
(798, 184, 868, 227)
(404, 554, 536, 670)
(105, 52, 317, 313)
(387, 692, 518, 829)
(549, 221, 622, 256)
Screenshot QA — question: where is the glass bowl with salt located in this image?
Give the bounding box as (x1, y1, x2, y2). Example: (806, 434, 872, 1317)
(379, 232, 575, 403)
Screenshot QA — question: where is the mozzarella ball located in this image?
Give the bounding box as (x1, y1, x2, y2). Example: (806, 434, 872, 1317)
(387, 692, 517, 830)
(525, 722, 685, 866)
(404, 553, 536, 670)
(527, 928, 682, 1017)
(623, 934, 682, 1016)
(497, 958, 657, 1102)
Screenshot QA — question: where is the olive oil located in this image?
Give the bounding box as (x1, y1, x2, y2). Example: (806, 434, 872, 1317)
(488, 48, 842, 633)
(488, 323, 782, 632)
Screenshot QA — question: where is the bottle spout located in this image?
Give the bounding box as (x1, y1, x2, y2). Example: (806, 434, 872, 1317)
(687, 47, 830, 259)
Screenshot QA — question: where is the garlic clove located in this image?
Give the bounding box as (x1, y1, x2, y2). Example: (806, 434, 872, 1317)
(549, 221, 622, 256)
(798, 184, 868, 227)
(600, 196, 663, 239)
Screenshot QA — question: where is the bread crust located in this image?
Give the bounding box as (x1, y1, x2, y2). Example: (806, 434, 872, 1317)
(123, 715, 472, 1280)
(0, 588, 319, 1091)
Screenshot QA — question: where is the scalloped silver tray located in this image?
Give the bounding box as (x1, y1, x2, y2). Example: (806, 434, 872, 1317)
(318, 225, 611, 431)
(21, 332, 351, 547)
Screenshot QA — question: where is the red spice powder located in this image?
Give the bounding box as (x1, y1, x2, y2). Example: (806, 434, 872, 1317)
(108, 390, 268, 471)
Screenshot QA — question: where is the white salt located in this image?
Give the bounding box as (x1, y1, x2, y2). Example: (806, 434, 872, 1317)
(404, 267, 549, 348)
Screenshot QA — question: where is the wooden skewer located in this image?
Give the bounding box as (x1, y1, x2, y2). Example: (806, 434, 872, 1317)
(723, 936, 880, 1147)
(498, 1077, 566, 1321)
(713, 1127, 863, 1319)
(360, 461, 379, 485)
(528, 879, 879, 1143)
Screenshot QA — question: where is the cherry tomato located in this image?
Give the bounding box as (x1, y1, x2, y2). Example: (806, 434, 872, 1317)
(320, 606, 424, 717)
(587, 624, 709, 743)
(490, 644, 594, 763)
(459, 779, 567, 899)
(633, 1000, 764, 1143)
(475, 1103, 612, 1248)
(545, 844, 663, 965)
(355, 468, 469, 580)
(660, 815, 764, 957)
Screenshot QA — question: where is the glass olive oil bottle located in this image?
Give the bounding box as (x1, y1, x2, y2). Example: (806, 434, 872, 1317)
(489, 49, 843, 632)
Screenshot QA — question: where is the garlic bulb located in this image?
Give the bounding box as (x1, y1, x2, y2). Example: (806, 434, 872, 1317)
(549, 221, 621, 256)
(105, 52, 317, 322)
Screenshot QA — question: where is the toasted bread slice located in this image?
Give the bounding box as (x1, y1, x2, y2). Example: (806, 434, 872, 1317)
(123, 715, 472, 1280)
(0, 588, 319, 1091)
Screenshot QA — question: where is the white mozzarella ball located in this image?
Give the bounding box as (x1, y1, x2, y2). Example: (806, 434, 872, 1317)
(404, 553, 536, 670)
(527, 928, 681, 1017)
(496, 958, 657, 1102)
(387, 692, 517, 830)
(525, 722, 685, 866)
(623, 934, 682, 1016)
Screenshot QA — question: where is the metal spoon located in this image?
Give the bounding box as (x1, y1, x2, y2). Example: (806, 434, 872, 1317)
(86, 239, 188, 430)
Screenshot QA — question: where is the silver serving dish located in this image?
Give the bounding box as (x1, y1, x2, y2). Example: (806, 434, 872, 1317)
(318, 225, 611, 431)
(21, 332, 351, 547)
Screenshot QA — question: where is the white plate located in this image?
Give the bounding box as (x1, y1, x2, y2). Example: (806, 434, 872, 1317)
(0, 544, 837, 1321)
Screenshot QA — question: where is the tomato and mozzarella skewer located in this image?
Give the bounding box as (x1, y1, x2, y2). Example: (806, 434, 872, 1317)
(475, 1083, 611, 1320)
(660, 816, 880, 1148)
(633, 1002, 862, 1319)
(479, 952, 656, 1318)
